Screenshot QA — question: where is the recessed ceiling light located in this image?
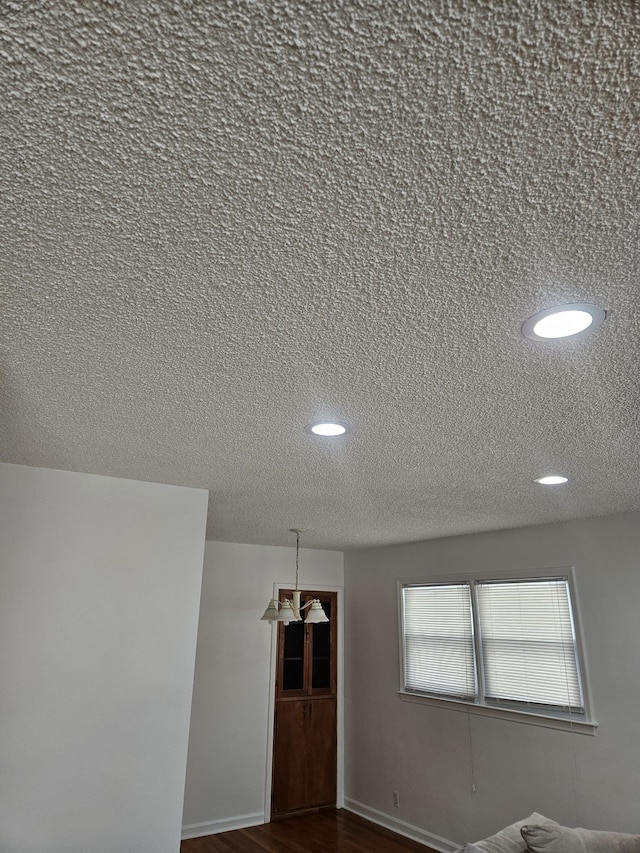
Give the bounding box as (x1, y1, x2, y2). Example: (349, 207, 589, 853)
(306, 422, 348, 437)
(522, 304, 605, 341)
(535, 475, 569, 485)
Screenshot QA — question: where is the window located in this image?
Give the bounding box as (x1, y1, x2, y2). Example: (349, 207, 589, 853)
(403, 583, 476, 700)
(400, 574, 588, 724)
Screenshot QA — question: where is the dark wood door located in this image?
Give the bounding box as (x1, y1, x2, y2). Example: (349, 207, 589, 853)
(272, 700, 309, 814)
(271, 591, 337, 818)
(304, 697, 337, 807)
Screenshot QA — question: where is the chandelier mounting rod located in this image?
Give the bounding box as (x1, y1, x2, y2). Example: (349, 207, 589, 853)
(290, 528, 305, 591)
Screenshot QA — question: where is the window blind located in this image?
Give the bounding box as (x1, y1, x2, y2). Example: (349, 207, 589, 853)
(402, 583, 477, 700)
(476, 579, 584, 712)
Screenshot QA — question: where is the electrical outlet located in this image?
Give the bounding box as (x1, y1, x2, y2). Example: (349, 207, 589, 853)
(393, 789, 400, 808)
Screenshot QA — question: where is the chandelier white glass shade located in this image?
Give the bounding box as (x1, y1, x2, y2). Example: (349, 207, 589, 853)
(260, 529, 329, 625)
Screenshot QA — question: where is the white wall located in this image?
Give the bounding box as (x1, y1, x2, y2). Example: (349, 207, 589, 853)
(0, 463, 208, 853)
(344, 512, 640, 849)
(182, 540, 344, 837)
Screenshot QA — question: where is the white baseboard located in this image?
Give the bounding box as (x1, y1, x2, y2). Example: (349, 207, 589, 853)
(343, 798, 459, 853)
(181, 812, 265, 840)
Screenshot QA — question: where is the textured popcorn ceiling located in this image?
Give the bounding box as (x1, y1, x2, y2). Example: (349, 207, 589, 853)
(1, 0, 639, 550)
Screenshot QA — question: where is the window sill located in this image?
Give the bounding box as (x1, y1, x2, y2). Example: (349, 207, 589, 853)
(398, 691, 598, 736)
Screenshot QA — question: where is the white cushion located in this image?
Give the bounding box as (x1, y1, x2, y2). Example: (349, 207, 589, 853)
(474, 813, 558, 853)
(521, 824, 640, 853)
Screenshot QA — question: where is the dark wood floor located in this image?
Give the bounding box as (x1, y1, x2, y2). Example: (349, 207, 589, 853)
(180, 809, 436, 852)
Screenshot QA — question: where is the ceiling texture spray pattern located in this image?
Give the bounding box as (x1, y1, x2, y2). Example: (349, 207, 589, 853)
(1, 0, 639, 549)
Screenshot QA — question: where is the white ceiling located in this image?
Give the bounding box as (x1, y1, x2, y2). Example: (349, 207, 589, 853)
(1, 1, 639, 550)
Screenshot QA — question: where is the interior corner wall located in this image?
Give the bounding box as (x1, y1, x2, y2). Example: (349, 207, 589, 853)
(181, 540, 344, 837)
(0, 463, 208, 853)
(344, 512, 640, 848)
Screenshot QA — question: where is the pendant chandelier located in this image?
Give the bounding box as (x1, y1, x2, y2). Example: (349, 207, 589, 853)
(260, 529, 329, 625)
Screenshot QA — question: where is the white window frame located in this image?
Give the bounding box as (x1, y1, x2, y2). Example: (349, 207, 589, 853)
(397, 566, 596, 735)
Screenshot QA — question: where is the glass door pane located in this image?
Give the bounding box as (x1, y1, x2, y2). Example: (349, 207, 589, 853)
(282, 620, 305, 691)
(311, 599, 331, 690)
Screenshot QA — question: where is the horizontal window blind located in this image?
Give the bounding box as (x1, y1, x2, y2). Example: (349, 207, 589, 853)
(476, 579, 584, 712)
(402, 583, 477, 700)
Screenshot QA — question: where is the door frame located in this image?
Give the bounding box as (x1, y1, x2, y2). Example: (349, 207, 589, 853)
(264, 582, 344, 823)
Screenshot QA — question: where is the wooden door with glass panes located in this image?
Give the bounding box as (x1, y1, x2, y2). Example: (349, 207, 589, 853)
(271, 590, 337, 817)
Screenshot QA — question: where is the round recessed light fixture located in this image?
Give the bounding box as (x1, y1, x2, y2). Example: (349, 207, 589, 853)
(306, 421, 348, 437)
(535, 475, 569, 485)
(522, 303, 605, 341)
